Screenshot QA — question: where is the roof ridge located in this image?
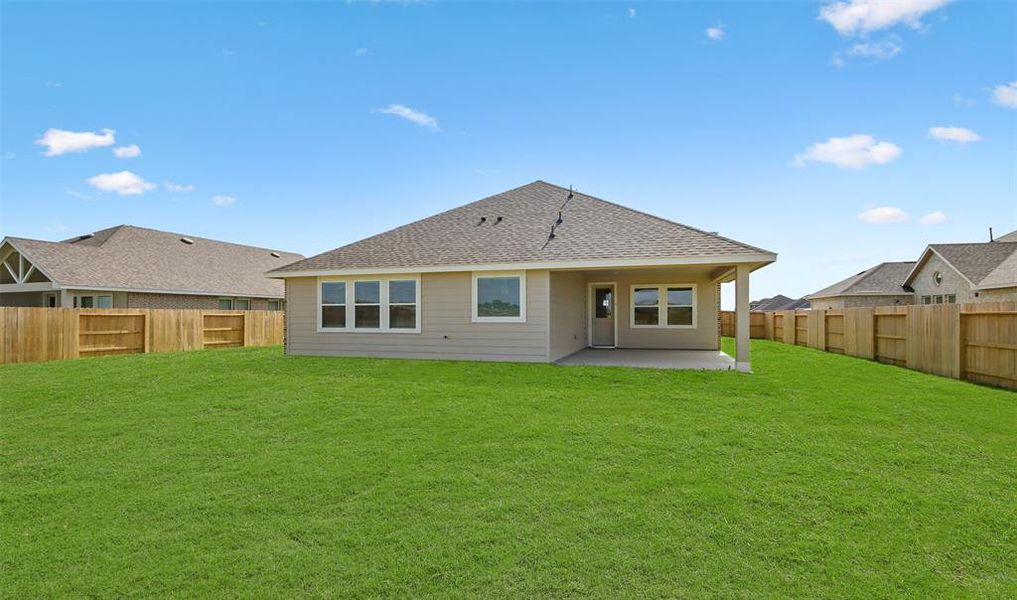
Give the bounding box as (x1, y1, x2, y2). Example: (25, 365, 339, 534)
(88, 224, 299, 255)
(537, 181, 774, 255)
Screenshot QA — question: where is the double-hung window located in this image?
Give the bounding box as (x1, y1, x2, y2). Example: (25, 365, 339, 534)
(473, 272, 526, 323)
(630, 284, 696, 328)
(318, 276, 419, 332)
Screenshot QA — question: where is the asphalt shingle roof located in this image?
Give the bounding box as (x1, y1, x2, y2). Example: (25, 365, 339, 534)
(271, 181, 774, 274)
(809, 261, 915, 298)
(5, 225, 302, 297)
(927, 242, 1017, 286)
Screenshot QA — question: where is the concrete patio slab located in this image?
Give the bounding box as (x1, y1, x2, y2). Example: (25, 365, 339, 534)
(555, 348, 737, 370)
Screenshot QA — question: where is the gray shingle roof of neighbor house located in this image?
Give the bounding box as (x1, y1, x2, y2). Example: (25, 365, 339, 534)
(808, 261, 916, 299)
(3, 225, 303, 297)
(995, 229, 1017, 242)
(906, 242, 1017, 288)
(269, 181, 775, 274)
(751, 295, 810, 311)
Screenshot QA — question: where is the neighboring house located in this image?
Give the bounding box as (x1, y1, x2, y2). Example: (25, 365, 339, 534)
(808, 262, 916, 309)
(750, 294, 810, 311)
(903, 237, 1017, 304)
(268, 181, 776, 370)
(1, 225, 302, 310)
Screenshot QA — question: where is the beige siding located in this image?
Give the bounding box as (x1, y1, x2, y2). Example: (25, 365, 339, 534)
(978, 287, 1017, 302)
(548, 271, 587, 361)
(614, 271, 720, 350)
(0, 292, 44, 307)
(910, 254, 975, 303)
(286, 271, 550, 362)
(810, 294, 913, 310)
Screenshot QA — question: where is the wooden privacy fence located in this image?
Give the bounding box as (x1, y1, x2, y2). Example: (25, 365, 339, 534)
(0, 308, 284, 365)
(721, 302, 1016, 390)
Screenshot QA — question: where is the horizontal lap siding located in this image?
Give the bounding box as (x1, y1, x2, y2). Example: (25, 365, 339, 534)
(285, 271, 550, 362)
(549, 271, 587, 361)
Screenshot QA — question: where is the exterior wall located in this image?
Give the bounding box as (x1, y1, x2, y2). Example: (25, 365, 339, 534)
(809, 294, 913, 310)
(613, 271, 720, 351)
(124, 292, 271, 310)
(548, 271, 587, 361)
(285, 271, 551, 362)
(0, 291, 45, 307)
(978, 287, 1017, 302)
(910, 254, 976, 304)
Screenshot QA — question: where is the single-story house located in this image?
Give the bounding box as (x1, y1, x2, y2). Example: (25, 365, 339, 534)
(749, 294, 810, 311)
(903, 236, 1017, 304)
(268, 181, 776, 370)
(1, 225, 302, 309)
(807, 261, 916, 310)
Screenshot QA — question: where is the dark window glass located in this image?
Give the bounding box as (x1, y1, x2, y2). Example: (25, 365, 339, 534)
(79, 296, 94, 308)
(321, 282, 345, 305)
(218, 298, 233, 310)
(595, 288, 612, 318)
(97, 296, 113, 309)
(235, 299, 250, 310)
(389, 305, 416, 329)
(322, 306, 346, 328)
(666, 288, 693, 306)
(355, 281, 380, 304)
(634, 306, 658, 325)
(355, 305, 380, 328)
(667, 306, 693, 326)
(946, 295, 956, 304)
(633, 288, 659, 306)
(389, 280, 416, 304)
(477, 277, 521, 317)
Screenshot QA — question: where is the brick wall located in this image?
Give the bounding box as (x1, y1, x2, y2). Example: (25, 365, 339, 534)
(125, 293, 275, 309)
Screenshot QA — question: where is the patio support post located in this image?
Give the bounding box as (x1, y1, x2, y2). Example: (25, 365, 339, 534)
(735, 264, 751, 372)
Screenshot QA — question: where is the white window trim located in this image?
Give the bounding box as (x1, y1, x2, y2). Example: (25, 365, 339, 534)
(472, 271, 527, 323)
(316, 275, 421, 334)
(629, 283, 697, 329)
(74, 294, 113, 309)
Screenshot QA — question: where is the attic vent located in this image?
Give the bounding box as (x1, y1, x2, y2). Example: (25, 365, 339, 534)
(180, 237, 194, 245)
(270, 251, 281, 258)
(77, 233, 95, 241)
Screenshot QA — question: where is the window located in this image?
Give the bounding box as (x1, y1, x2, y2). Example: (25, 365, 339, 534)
(388, 280, 417, 329)
(946, 294, 956, 304)
(934, 295, 944, 304)
(96, 296, 113, 309)
(318, 276, 420, 333)
(473, 272, 525, 322)
(234, 299, 251, 310)
(268, 300, 285, 311)
(320, 282, 346, 328)
(72, 295, 111, 308)
(630, 284, 697, 328)
(922, 295, 932, 305)
(218, 298, 234, 310)
(354, 281, 381, 328)
(595, 288, 612, 318)
(933, 271, 943, 286)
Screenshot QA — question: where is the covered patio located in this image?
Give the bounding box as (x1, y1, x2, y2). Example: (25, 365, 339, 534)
(555, 347, 737, 370)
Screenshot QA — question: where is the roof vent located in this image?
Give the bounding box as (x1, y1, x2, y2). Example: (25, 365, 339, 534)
(180, 237, 194, 245)
(76, 233, 95, 241)
(478, 216, 487, 225)
(495, 216, 503, 224)
(270, 251, 281, 258)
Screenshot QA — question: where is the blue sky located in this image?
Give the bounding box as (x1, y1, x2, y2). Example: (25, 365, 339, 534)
(1, 1, 1015, 306)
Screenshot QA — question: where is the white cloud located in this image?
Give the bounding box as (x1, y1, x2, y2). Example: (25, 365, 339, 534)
(212, 195, 236, 207)
(792, 134, 901, 169)
(706, 26, 725, 41)
(87, 171, 156, 196)
(928, 126, 982, 143)
(992, 81, 1017, 108)
(35, 128, 115, 156)
(919, 211, 947, 225)
(848, 38, 902, 59)
(112, 144, 141, 158)
(859, 206, 909, 224)
(819, 0, 952, 36)
(374, 104, 440, 131)
(164, 181, 195, 193)
(627, 7, 636, 18)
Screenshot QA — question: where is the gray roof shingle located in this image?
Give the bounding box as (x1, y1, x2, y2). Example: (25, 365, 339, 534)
(270, 181, 774, 274)
(809, 261, 915, 298)
(5, 225, 302, 297)
(927, 242, 1017, 286)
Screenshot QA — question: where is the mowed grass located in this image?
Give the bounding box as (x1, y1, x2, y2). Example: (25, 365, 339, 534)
(2, 340, 1015, 598)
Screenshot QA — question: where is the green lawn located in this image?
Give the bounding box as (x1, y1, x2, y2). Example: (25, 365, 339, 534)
(2, 340, 1015, 598)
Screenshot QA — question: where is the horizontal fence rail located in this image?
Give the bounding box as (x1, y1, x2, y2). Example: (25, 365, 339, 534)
(721, 302, 1016, 391)
(1, 308, 284, 365)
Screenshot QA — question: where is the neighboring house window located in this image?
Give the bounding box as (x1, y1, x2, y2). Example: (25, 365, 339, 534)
(473, 272, 526, 322)
(320, 282, 346, 328)
(234, 299, 251, 310)
(388, 280, 417, 329)
(268, 300, 285, 311)
(218, 298, 234, 310)
(922, 296, 932, 305)
(318, 276, 420, 332)
(933, 271, 943, 286)
(73, 295, 112, 308)
(946, 294, 956, 304)
(934, 295, 944, 304)
(630, 284, 697, 328)
(354, 281, 381, 329)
